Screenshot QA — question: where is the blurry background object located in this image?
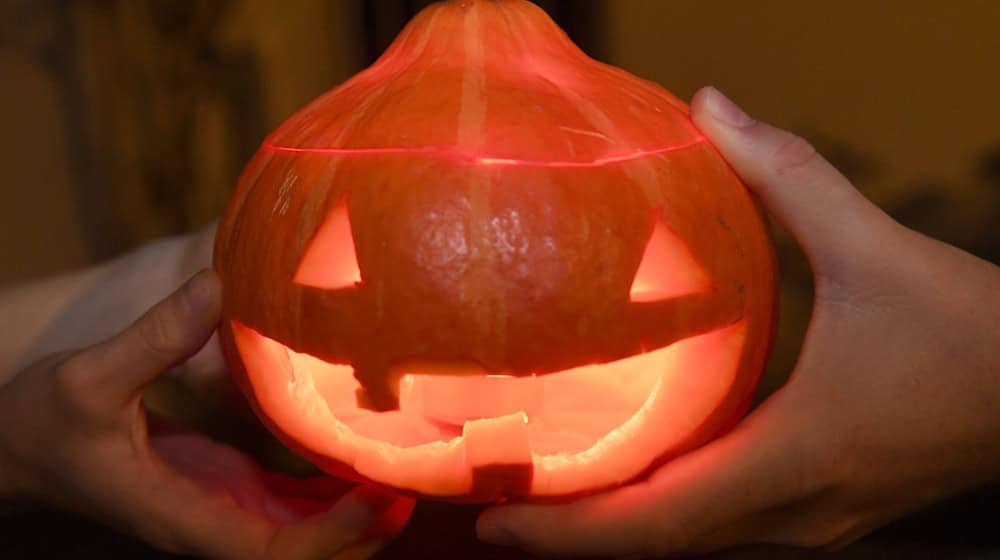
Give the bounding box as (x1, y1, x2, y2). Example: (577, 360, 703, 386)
(0, 0, 997, 557)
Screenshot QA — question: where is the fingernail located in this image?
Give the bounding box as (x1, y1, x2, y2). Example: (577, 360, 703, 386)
(477, 520, 515, 546)
(182, 269, 220, 313)
(704, 86, 755, 128)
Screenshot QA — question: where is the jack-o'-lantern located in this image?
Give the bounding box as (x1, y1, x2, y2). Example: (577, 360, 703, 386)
(214, 0, 777, 501)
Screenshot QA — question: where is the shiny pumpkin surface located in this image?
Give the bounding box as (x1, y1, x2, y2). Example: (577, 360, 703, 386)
(214, 0, 777, 500)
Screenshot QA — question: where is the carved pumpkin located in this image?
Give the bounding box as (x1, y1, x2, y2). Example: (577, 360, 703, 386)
(214, 0, 777, 501)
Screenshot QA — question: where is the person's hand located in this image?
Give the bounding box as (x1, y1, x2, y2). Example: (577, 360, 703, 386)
(475, 86, 1000, 557)
(168, 221, 230, 395)
(0, 221, 224, 394)
(0, 270, 415, 559)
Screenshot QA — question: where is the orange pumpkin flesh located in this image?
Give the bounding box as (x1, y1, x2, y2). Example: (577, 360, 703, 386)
(214, 0, 777, 501)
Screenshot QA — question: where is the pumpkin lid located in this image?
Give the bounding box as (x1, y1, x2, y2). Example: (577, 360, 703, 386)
(266, 0, 702, 164)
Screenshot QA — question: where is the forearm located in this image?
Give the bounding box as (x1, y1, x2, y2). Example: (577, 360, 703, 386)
(0, 228, 212, 386)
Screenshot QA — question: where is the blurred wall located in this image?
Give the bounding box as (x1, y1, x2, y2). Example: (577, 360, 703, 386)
(607, 0, 1000, 209)
(0, 0, 363, 282)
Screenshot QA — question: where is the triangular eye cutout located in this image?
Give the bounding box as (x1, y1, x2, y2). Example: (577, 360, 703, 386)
(629, 212, 711, 303)
(294, 197, 362, 289)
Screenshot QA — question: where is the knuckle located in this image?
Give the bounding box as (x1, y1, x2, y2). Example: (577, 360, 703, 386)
(769, 133, 819, 176)
(138, 304, 186, 359)
(51, 355, 82, 387)
(51, 354, 96, 411)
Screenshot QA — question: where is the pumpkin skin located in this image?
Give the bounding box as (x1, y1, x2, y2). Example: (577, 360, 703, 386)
(214, 0, 777, 501)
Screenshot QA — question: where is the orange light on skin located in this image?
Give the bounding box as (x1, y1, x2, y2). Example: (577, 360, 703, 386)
(231, 318, 747, 498)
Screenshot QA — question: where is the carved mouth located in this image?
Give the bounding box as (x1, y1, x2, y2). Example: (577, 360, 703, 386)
(303, 345, 681, 455)
(231, 318, 745, 497)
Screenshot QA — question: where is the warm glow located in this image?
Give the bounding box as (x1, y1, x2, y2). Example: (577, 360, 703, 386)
(231, 318, 746, 497)
(630, 214, 712, 302)
(213, 0, 779, 503)
(293, 198, 362, 289)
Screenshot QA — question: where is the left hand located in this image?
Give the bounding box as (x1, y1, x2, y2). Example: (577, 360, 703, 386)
(0, 270, 414, 559)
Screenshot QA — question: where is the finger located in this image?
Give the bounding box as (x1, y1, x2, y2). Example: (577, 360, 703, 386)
(170, 329, 225, 385)
(690, 86, 891, 274)
(478, 401, 817, 557)
(95, 459, 274, 559)
(150, 424, 354, 523)
(142, 435, 412, 559)
(71, 269, 221, 404)
(269, 486, 415, 560)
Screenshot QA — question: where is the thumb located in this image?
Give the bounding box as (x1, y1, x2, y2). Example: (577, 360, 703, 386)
(690, 86, 891, 274)
(73, 269, 222, 405)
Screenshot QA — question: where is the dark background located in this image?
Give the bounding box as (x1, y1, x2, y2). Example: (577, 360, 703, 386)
(1, 0, 998, 557)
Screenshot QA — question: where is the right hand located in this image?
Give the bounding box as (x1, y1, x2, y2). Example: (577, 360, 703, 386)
(476, 86, 1000, 557)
